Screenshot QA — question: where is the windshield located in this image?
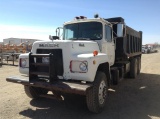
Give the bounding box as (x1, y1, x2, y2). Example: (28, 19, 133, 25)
(63, 22, 102, 40)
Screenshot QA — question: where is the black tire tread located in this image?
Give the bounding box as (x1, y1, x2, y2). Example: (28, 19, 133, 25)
(130, 58, 137, 78)
(24, 86, 48, 99)
(137, 57, 141, 75)
(86, 71, 108, 113)
(112, 70, 119, 85)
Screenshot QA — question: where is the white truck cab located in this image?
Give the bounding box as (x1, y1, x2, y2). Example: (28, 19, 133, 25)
(19, 16, 118, 82)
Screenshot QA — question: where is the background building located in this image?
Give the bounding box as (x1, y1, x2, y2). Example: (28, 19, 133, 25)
(1, 38, 42, 54)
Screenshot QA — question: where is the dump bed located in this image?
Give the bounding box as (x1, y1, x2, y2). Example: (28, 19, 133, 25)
(106, 17, 142, 60)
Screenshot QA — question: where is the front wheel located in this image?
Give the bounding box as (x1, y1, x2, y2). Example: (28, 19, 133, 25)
(86, 71, 108, 113)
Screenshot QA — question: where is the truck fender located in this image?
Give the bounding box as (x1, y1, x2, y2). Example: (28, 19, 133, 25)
(96, 62, 111, 86)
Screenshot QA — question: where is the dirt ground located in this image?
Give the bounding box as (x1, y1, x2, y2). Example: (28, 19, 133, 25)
(0, 50, 160, 119)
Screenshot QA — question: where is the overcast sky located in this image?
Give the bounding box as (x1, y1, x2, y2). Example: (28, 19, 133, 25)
(0, 0, 160, 44)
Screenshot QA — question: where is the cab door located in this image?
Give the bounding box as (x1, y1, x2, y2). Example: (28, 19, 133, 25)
(102, 25, 115, 66)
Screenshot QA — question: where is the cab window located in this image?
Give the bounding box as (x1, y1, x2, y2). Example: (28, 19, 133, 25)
(105, 25, 112, 42)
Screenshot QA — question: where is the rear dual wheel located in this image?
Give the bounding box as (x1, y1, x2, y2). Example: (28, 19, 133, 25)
(130, 57, 141, 78)
(130, 58, 138, 78)
(137, 57, 141, 75)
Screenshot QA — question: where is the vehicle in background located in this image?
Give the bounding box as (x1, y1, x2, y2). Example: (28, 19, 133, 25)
(142, 45, 150, 53)
(142, 44, 158, 53)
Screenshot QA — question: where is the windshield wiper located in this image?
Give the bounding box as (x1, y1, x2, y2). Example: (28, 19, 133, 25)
(90, 38, 101, 40)
(69, 37, 96, 41)
(78, 38, 93, 41)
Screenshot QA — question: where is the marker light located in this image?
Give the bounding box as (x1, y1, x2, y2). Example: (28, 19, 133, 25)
(93, 60, 96, 64)
(80, 16, 86, 19)
(93, 50, 98, 56)
(75, 17, 80, 19)
(75, 16, 87, 20)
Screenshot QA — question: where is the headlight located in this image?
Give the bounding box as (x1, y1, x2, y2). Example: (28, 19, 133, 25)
(42, 57, 49, 64)
(70, 61, 88, 73)
(79, 62, 87, 71)
(20, 58, 27, 68)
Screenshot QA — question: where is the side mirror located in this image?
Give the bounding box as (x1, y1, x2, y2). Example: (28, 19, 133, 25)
(49, 35, 59, 40)
(117, 23, 124, 37)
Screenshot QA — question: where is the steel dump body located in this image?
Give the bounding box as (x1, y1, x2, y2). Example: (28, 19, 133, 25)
(106, 17, 142, 60)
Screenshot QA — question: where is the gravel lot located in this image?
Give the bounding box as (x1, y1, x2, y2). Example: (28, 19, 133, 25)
(0, 51, 160, 119)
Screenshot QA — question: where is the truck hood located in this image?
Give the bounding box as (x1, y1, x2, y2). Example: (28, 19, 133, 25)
(31, 40, 100, 54)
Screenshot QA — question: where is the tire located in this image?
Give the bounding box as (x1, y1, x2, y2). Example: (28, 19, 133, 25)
(24, 85, 48, 99)
(137, 57, 141, 75)
(112, 69, 119, 85)
(130, 58, 138, 78)
(86, 71, 108, 113)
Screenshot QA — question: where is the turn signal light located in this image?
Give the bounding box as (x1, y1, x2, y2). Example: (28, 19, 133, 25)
(93, 50, 98, 56)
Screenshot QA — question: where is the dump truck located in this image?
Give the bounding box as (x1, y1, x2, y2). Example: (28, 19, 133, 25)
(6, 15, 142, 113)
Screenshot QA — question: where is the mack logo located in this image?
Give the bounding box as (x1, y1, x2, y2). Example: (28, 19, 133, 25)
(39, 43, 59, 47)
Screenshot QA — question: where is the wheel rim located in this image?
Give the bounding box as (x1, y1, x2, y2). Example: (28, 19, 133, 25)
(98, 80, 107, 105)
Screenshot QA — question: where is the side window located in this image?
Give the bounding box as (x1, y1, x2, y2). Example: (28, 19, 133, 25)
(105, 25, 112, 42)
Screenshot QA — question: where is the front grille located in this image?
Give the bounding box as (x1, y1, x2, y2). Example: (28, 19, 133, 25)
(36, 49, 63, 76)
(29, 49, 63, 83)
